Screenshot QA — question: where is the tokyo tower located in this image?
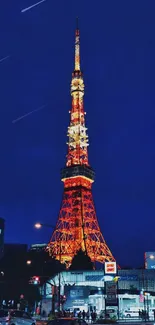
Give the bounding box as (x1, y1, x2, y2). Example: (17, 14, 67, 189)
(47, 20, 115, 267)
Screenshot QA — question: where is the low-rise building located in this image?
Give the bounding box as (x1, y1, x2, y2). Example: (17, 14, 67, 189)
(41, 269, 155, 317)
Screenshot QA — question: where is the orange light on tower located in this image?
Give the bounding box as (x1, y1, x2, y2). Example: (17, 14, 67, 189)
(47, 19, 116, 267)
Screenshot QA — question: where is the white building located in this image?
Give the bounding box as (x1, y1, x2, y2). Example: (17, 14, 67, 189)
(41, 269, 155, 317)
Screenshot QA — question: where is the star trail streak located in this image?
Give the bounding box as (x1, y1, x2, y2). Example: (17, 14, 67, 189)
(0, 56, 10, 63)
(21, 0, 46, 13)
(12, 104, 47, 124)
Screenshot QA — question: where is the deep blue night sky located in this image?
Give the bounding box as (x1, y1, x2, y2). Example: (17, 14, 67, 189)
(0, 0, 155, 267)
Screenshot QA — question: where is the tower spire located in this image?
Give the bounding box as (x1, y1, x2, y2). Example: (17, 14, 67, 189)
(75, 17, 80, 71)
(66, 18, 89, 167)
(76, 16, 79, 29)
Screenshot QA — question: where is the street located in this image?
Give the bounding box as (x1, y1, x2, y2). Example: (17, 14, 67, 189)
(36, 321, 155, 325)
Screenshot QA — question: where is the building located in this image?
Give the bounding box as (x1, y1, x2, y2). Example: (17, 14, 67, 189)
(0, 218, 5, 259)
(41, 269, 155, 317)
(30, 243, 47, 252)
(0, 244, 28, 280)
(4, 243, 28, 256)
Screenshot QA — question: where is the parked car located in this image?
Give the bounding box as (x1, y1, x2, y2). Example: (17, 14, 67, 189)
(99, 309, 117, 320)
(123, 309, 139, 318)
(47, 318, 87, 325)
(0, 310, 36, 325)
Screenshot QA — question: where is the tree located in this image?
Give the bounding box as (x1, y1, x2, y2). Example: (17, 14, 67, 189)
(70, 249, 93, 270)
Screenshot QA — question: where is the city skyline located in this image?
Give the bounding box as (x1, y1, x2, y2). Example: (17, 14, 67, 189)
(1, 1, 155, 267)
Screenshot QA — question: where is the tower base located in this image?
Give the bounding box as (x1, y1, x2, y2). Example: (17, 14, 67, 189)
(48, 183, 115, 267)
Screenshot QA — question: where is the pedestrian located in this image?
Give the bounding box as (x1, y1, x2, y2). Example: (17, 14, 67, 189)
(82, 310, 86, 320)
(93, 311, 97, 323)
(78, 311, 81, 319)
(86, 311, 89, 322)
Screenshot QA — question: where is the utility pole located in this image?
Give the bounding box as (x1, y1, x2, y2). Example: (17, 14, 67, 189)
(58, 239, 61, 313)
(34, 223, 63, 314)
(58, 273, 61, 313)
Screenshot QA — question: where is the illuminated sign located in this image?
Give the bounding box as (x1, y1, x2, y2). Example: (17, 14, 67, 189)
(70, 289, 83, 298)
(119, 275, 138, 281)
(85, 275, 114, 282)
(104, 275, 114, 282)
(105, 262, 117, 274)
(31, 243, 47, 247)
(139, 293, 144, 303)
(85, 275, 104, 281)
(106, 282, 118, 306)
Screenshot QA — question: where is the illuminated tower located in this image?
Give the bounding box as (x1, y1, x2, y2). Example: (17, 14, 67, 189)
(48, 20, 115, 267)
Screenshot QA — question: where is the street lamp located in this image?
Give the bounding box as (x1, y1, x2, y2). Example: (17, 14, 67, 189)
(26, 260, 32, 265)
(34, 220, 61, 262)
(34, 221, 61, 313)
(34, 222, 55, 229)
(34, 223, 42, 229)
(149, 254, 154, 260)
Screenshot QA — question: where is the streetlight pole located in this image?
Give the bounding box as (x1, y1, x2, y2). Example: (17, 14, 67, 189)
(34, 222, 56, 229)
(34, 222, 62, 313)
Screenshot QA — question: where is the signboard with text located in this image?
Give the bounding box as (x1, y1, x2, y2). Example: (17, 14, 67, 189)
(105, 262, 117, 274)
(119, 275, 138, 281)
(64, 285, 89, 309)
(106, 282, 118, 306)
(139, 293, 144, 303)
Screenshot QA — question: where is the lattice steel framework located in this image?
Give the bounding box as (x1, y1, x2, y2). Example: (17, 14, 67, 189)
(47, 20, 115, 267)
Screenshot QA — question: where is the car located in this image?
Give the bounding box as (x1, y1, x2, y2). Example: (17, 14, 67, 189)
(0, 310, 10, 325)
(123, 309, 139, 318)
(47, 318, 87, 325)
(0, 310, 36, 325)
(99, 309, 117, 320)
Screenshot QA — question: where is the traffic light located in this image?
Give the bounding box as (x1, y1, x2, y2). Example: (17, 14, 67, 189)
(29, 276, 40, 285)
(33, 276, 40, 284)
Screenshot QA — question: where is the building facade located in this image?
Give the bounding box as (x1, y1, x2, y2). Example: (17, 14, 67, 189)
(30, 243, 47, 252)
(0, 218, 5, 260)
(41, 269, 155, 317)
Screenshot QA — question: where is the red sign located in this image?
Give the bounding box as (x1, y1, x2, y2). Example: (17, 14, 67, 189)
(105, 262, 117, 274)
(139, 294, 144, 303)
